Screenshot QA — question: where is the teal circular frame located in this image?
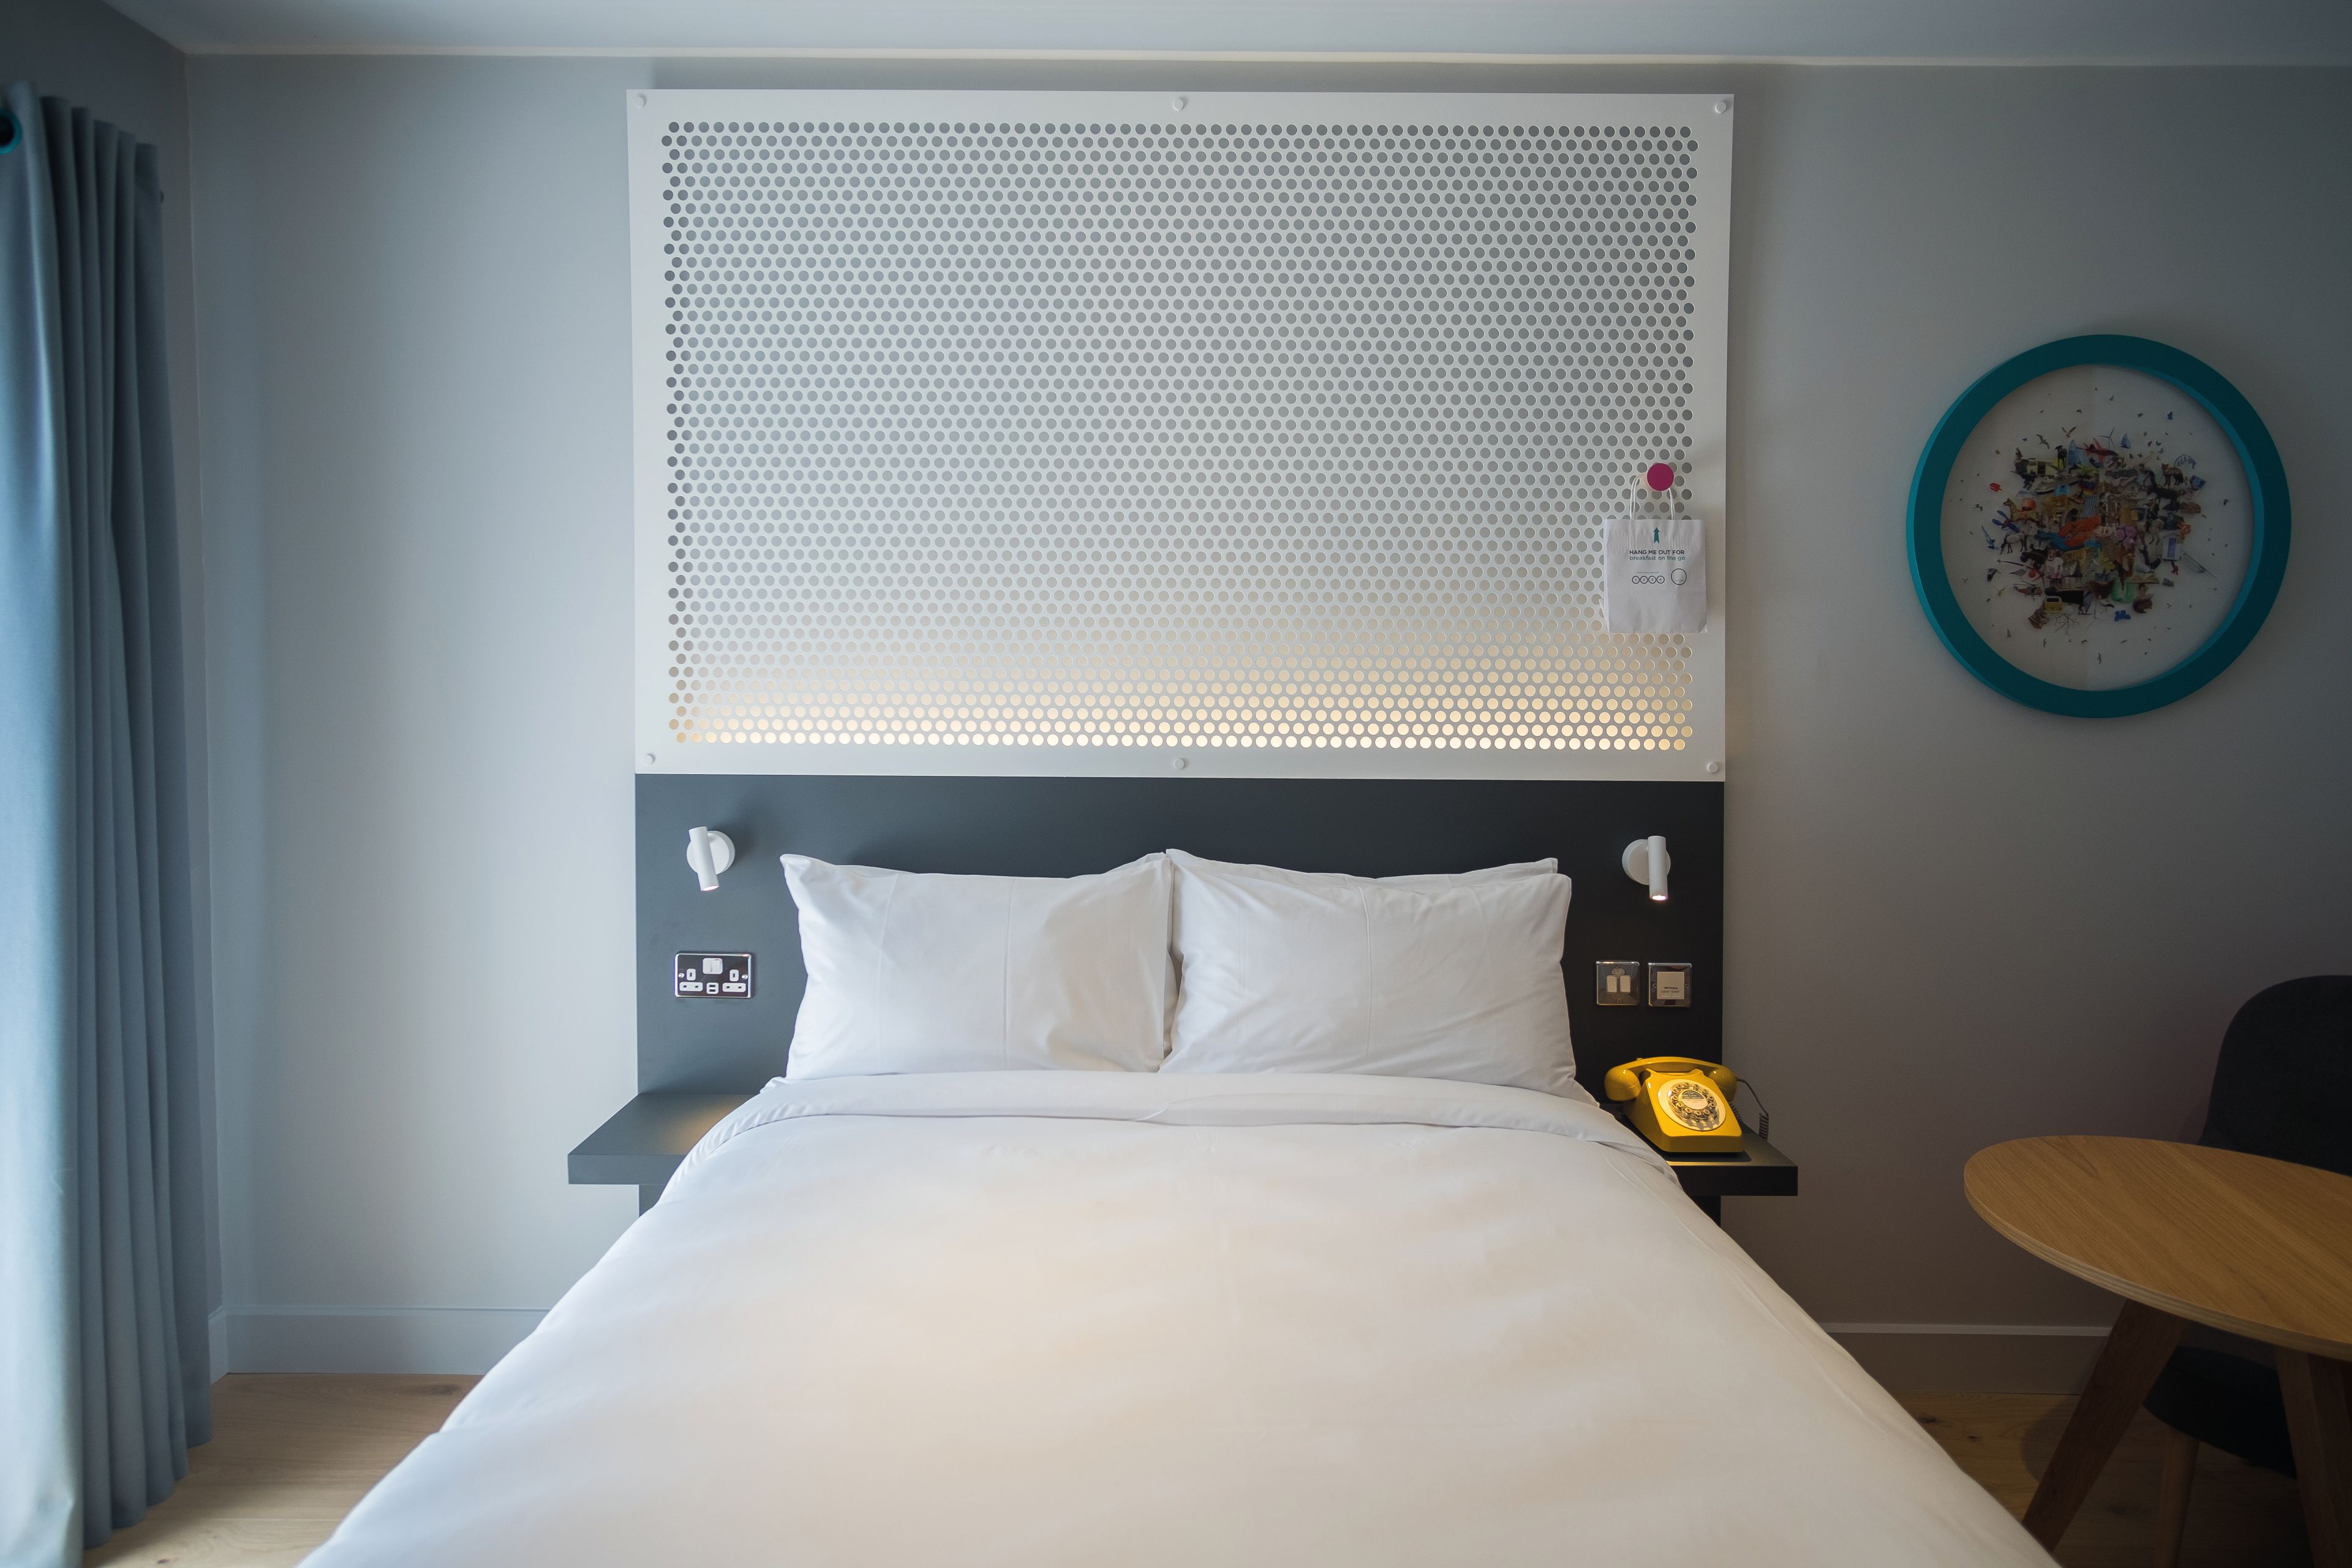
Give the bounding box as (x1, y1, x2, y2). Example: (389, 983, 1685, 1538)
(1906, 334, 2291, 717)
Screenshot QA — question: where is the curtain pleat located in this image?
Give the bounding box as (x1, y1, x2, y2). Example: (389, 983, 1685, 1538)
(1, 84, 213, 1568)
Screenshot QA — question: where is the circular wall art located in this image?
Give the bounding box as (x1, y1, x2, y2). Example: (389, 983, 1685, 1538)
(1907, 335, 2290, 717)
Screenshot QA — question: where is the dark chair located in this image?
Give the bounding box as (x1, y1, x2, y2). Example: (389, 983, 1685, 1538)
(2141, 974, 2352, 1567)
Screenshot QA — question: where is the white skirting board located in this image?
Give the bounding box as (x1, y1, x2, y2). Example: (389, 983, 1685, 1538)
(223, 1307, 549, 1375)
(211, 1306, 2109, 1391)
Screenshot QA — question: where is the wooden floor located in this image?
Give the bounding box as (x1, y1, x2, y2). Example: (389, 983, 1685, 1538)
(85, 1378, 2307, 1567)
(1898, 1393, 2308, 1567)
(84, 1377, 478, 1568)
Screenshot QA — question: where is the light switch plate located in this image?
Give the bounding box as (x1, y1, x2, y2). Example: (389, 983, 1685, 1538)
(674, 952, 753, 999)
(1648, 962, 1693, 1008)
(1596, 960, 1643, 1006)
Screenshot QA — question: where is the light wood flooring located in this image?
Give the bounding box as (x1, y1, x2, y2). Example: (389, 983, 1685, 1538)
(85, 1377, 2307, 1566)
(84, 1376, 478, 1568)
(1898, 1393, 2309, 1567)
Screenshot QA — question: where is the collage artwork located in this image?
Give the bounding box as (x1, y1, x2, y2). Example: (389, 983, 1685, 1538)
(1941, 365, 2249, 692)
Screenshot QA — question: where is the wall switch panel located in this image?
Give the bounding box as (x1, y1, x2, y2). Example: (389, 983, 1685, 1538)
(1596, 960, 1643, 1006)
(1647, 962, 1693, 1008)
(674, 952, 753, 999)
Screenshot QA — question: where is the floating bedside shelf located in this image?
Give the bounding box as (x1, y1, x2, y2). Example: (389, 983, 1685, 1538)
(573, 1092, 1795, 1223)
(1634, 1125, 1800, 1221)
(569, 1093, 755, 1213)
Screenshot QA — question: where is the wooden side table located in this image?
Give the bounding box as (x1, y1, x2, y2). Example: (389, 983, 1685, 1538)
(1966, 1136, 2352, 1567)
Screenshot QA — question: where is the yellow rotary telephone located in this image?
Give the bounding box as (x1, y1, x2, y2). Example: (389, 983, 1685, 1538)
(1604, 1057, 1744, 1153)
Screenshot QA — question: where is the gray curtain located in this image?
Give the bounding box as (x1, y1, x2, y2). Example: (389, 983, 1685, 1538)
(1, 84, 214, 1567)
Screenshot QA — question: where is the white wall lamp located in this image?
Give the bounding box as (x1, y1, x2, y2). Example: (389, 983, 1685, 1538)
(1621, 835, 1671, 903)
(687, 826, 735, 892)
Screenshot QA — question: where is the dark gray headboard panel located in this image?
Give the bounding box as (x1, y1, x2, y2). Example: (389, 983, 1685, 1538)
(636, 776, 1724, 1100)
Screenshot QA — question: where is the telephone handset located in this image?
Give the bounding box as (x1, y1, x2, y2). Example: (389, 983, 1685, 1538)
(1604, 1057, 1743, 1153)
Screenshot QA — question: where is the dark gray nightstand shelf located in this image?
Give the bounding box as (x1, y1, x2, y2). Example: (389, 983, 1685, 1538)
(571, 1095, 1796, 1222)
(570, 1092, 754, 1212)
(1645, 1128, 1799, 1221)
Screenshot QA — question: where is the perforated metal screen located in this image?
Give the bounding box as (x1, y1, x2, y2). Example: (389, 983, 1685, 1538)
(631, 92, 1729, 778)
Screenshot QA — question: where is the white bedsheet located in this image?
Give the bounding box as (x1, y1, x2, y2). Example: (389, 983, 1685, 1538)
(307, 1072, 2049, 1566)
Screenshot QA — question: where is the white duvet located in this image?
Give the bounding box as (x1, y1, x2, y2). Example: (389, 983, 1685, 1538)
(308, 1072, 2049, 1566)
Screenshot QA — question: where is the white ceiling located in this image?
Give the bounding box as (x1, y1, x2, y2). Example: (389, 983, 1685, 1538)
(103, 0, 2352, 62)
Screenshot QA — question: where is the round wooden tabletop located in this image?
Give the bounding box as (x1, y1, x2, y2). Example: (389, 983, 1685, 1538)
(1966, 1136, 2352, 1361)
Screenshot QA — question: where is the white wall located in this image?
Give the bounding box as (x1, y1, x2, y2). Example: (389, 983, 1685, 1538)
(189, 58, 647, 1371)
(1718, 65, 2352, 1385)
(187, 56, 2352, 1381)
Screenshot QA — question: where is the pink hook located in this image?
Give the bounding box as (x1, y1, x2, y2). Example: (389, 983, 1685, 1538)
(1644, 462, 1677, 493)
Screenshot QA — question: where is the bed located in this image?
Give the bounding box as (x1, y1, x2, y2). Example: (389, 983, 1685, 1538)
(306, 1069, 2049, 1566)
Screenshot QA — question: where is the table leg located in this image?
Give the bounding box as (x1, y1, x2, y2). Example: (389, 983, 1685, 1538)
(2278, 1350, 2352, 1568)
(2021, 1298, 2185, 1550)
(2152, 1427, 2196, 1568)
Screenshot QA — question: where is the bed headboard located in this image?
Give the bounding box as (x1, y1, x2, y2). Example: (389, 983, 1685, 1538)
(635, 777, 1724, 1100)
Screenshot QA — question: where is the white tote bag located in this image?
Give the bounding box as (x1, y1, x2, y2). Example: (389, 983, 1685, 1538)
(1602, 514, 1709, 634)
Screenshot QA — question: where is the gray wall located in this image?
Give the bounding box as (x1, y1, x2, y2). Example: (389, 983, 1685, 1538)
(4, 0, 220, 1339)
(185, 55, 2352, 1379)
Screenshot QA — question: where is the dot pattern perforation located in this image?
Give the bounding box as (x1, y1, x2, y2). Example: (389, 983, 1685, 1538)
(653, 113, 1714, 753)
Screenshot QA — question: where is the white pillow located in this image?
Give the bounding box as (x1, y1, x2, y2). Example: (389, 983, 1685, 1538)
(1177, 854, 1559, 891)
(782, 853, 1174, 1079)
(1161, 850, 1575, 1094)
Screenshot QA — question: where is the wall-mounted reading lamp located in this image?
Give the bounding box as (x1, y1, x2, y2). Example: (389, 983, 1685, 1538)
(1621, 835, 1671, 903)
(687, 826, 735, 892)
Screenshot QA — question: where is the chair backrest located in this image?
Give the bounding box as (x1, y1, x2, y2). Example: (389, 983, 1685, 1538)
(2200, 975, 2352, 1177)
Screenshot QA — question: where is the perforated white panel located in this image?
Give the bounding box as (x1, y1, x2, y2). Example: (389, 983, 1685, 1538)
(630, 92, 1729, 777)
